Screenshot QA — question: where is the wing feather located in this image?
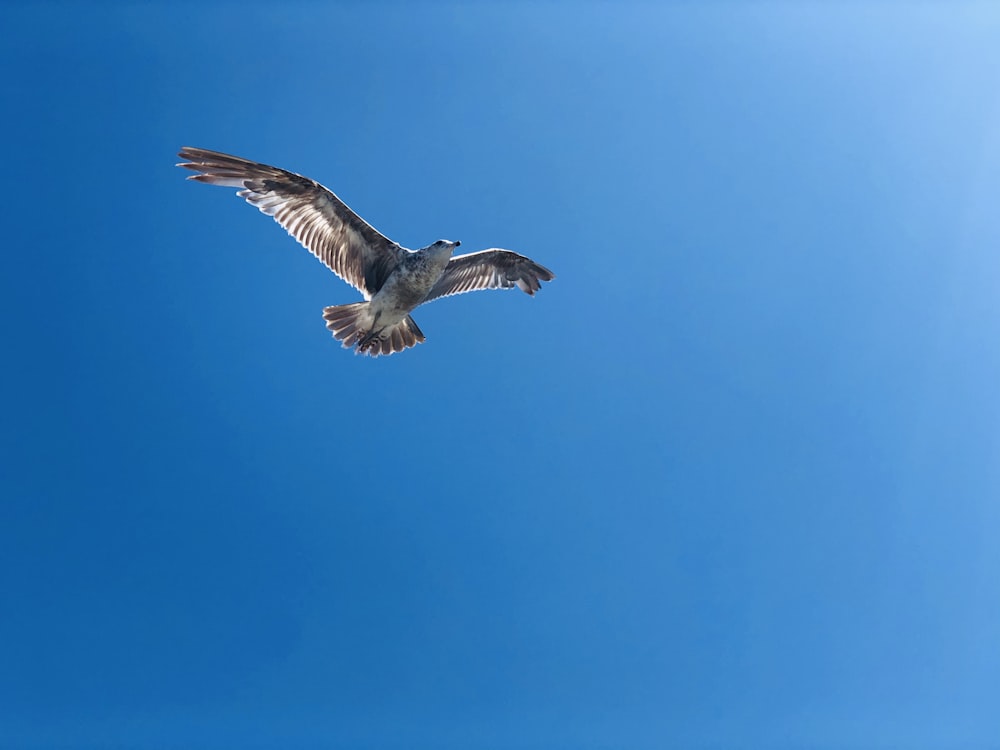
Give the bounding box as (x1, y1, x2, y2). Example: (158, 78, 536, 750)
(423, 249, 555, 303)
(177, 146, 405, 298)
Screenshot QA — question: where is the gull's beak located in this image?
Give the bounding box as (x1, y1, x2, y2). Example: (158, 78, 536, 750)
(455, 241, 461, 247)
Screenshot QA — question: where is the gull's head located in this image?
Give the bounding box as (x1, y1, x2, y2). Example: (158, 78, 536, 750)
(429, 239, 461, 258)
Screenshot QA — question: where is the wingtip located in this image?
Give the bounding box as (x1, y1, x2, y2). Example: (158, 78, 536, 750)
(175, 162, 205, 178)
(176, 146, 205, 171)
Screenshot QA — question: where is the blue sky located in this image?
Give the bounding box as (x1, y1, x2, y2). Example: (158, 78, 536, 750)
(2, 2, 1000, 748)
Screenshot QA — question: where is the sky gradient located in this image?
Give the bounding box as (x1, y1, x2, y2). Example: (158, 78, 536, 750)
(2, 2, 1000, 748)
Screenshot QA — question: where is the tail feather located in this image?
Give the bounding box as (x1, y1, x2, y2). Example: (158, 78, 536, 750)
(322, 302, 425, 356)
(323, 302, 369, 348)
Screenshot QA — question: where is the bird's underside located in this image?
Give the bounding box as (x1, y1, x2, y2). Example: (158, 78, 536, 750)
(177, 146, 555, 356)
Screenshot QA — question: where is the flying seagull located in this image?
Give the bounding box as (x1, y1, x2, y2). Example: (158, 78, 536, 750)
(177, 147, 554, 356)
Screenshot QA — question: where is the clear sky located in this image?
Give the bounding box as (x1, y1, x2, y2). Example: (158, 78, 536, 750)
(2, 2, 999, 748)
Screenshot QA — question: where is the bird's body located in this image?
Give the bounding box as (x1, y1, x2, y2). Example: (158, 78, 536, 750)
(326, 240, 457, 353)
(177, 147, 554, 356)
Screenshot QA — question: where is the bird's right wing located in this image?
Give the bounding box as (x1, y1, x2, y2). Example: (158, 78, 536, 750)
(424, 249, 555, 303)
(178, 147, 405, 298)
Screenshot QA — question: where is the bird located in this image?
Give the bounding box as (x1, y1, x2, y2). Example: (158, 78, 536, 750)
(177, 147, 555, 356)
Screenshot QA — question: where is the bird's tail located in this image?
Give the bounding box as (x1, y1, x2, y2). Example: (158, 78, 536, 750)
(322, 303, 425, 356)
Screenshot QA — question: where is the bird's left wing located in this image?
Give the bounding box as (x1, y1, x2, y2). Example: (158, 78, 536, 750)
(177, 147, 405, 298)
(423, 249, 555, 303)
